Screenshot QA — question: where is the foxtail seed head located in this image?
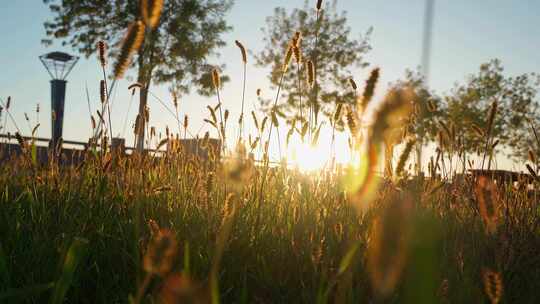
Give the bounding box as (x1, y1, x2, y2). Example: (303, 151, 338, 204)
(100, 80, 106, 104)
(293, 46, 302, 64)
(306, 60, 315, 88)
(482, 268, 503, 304)
(143, 229, 178, 276)
(97, 40, 107, 67)
(212, 68, 221, 90)
(114, 21, 145, 79)
(349, 77, 357, 90)
(361, 67, 380, 109)
(235, 40, 247, 63)
(141, 0, 164, 29)
(282, 43, 293, 72)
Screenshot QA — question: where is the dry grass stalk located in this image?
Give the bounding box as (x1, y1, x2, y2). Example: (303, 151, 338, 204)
(171, 91, 178, 109)
(367, 197, 412, 297)
(212, 68, 221, 90)
(482, 268, 503, 304)
(251, 111, 259, 131)
(427, 99, 437, 112)
(361, 67, 380, 110)
(395, 138, 416, 177)
(486, 100, 498, 136)
(114, 21, 145, 79)
(475, 176, 500, 234)
(525, 164, 537, 179)
(100, 80, 106, 104)
(141, 0, 164, 29)
(293, 45, 302, 64)
(306, 60, 315, 88)
(143, 229, 178, 276)
(271, 109, 279, 128)
(528, 149, 536, 164)
(128, 82, 143, 90)
(15, 132, 26, 150)
(348, 87, 414, 205)
(471, 124, 485, 137)
(147, 219, 160, 236)
(349, 77, 357, 90)
(292, 31, 302, 47)
(235, 40, 247, 63)
(371, 88, 414, 143)
(439, 120, 451, 138)
(97, 40, 107, 67)
(283, 43, 293, 72)
(207, 105, 218, 124)
(345, 105, 358, 138)
(333, 103, 343, 122)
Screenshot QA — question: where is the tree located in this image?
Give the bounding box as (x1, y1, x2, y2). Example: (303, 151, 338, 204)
(254, 0, 371, 125)
(386, 69, 444, 174)
(42, 0, 233, 145)
(43, 0, 233, 95)
(445, 59, 540, 161)
(388, 69, 444, 143)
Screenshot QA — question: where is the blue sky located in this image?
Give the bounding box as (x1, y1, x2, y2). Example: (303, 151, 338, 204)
(1, 0, 539, 169)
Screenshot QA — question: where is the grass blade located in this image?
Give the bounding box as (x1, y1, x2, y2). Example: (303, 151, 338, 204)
(338, 242, 359, 276)
(0, 283, 54, 301)
(0, 243, 10, 288)
(49, 237, 89, 304)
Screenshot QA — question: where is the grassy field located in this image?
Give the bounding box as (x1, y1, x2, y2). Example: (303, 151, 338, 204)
(1, 121, 540, 303)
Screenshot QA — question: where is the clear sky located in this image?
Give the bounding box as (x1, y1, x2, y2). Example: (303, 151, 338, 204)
(1, 0, 539, 170)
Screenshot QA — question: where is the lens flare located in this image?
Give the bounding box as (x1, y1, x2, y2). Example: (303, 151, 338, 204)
(289, 141, 329, 172)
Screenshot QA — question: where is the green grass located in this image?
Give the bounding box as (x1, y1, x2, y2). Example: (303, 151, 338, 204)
(1, 149, 540, 303)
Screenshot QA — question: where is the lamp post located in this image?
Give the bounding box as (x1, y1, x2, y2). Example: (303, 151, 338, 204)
(417, 0, 435, 176)
(39, 51, 79, 150)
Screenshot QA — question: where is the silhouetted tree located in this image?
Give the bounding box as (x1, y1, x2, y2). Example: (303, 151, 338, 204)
(43, 0, 232, 96)
(387, 69, 444, 174)
(389, 69, 444, 143)
(255, 0, 371, 125)
(445, 59, 540, 161)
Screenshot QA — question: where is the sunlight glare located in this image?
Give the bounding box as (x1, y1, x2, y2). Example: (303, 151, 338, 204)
(289, 141, 329, 172)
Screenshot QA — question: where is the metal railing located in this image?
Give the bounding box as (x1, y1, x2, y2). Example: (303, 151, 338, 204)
(0, 133, 299, 167)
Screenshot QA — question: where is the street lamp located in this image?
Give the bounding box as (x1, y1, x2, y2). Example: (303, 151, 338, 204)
(39, 51, 79, 149)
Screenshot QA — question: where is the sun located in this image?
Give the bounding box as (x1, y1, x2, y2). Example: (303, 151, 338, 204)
(285, 131, 353, 172)
(288, 141, 330, 172)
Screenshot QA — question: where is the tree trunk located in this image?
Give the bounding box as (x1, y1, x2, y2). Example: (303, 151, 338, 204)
(384, 141, 394, 178)
(135, 42, 155, 153)
(136, 87, 149, 152)
(416, 138, 423, 176)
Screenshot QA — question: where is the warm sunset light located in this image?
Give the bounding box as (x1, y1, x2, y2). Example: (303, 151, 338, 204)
(289, 141, 330, 172)
(1, 0, 539, 302)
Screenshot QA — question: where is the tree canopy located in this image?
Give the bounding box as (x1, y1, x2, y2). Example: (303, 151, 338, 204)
(388, 69, 444, 144)
(42, 0, 233, 96)
(388, 60, 540, 166)
(255, 0, 372, 123)
(443, 59, 540, 161)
